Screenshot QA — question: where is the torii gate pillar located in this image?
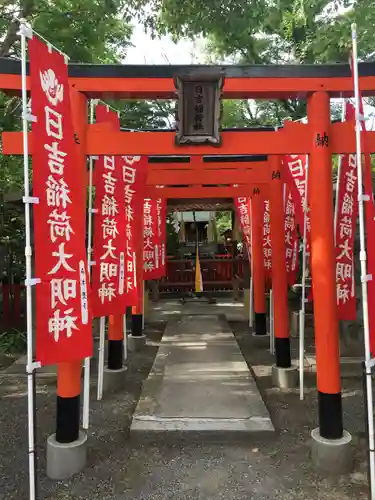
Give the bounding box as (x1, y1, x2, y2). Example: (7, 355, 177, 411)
(269, 156, 297, 388)
(46, 88, 88, 480)
(308, 92, 353, 473)
(129, 227, 146, 352)
(251, 189, 267, 336)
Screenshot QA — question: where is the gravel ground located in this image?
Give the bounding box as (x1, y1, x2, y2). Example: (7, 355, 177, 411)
(0, 317, 370, 500)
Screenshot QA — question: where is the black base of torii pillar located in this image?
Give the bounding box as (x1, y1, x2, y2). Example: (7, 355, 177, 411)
(308, 91, 353, 474)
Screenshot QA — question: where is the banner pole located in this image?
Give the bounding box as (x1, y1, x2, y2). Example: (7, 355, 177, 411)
(249, 276, 253, 327)
(123, 313, 128, 361)
(82, 100, 96, 430)
(299, 159, 309, 401)
(249, 199, 254, 327)
(142, 281, 145, 329)
(19, 18, 37, 500)
(351, 23, 375, 498)
(97, 316, 106, 400)
(269, 289, 274, 354)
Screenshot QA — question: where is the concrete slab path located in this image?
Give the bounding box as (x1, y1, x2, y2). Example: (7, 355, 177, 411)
(131, 314, 274, 436)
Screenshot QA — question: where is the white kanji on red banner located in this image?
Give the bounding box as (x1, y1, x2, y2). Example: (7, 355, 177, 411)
(284, 187, 299, 285)
(29, 36, 92, 365)
(122, 156, 148, 306)
(334, 102, 358, 320)
(263, 199, 272, 278)
(91, 105, 126, 317)
(234, 197, 251, 258)
(143, 197, 167, 279)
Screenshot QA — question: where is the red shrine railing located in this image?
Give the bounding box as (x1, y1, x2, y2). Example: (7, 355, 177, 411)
(0, 258, 245, 326)
(159, 255, 245, 293)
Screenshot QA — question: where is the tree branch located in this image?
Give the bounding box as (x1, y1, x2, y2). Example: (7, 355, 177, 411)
(0, 0, 36, 57)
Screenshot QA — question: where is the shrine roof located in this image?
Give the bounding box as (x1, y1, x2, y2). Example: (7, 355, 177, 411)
(2, 58, 375, 79)
(2, 58, 375, 98)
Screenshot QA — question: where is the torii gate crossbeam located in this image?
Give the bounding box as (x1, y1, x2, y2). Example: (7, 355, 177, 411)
(3, 120, 375, 156)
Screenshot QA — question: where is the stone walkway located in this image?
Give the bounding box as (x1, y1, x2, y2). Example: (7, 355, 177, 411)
(0, 301, 369, 499)
(131, 314, 273, 435)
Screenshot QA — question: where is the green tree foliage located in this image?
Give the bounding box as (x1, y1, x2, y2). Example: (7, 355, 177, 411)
(0, 0, 149, 283)
(117, 100, 174, 129)
(215, 211, 232, 239)
(0, 0, 133, 60)
(151, 0, 374, 63)
(0, 0, 137, 198)
(165, 213, 180, 255)
(142, 0, 375, 125)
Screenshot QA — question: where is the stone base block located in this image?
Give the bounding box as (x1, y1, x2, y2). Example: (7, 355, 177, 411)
(46, 431, 87, 480)
(103, 366, 127, 392)
(272, 365, 298, 389)
(311, 428, 353, 474)
(128, 334, 146, 352)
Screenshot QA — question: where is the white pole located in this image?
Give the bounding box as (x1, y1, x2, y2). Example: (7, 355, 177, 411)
(249, 276, 253, 327)
(82, 100, 96, 430)
(20, 18, 36, 500)
(123, 313, 128, 361)
(97, 316, 106, 400)
(299, 159, 309, 401)
(269, 289, 275, 354)
(351, 23, 375, 498)
(142, 281, 145, 329)
(249, 198, 254, 327)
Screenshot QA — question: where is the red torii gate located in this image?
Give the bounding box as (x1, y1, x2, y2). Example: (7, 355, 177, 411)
(2, 58, 374, 476)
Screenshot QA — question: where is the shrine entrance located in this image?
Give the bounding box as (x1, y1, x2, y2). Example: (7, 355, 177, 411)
(146, 153, 268, 297)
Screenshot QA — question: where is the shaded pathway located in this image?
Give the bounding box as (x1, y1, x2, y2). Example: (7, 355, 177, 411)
(132, 314, 273, 435)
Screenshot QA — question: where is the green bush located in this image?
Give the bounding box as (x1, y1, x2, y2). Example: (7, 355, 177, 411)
(0, 329, 27, 354)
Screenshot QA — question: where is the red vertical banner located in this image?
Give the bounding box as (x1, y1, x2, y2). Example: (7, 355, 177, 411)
(234, 197, 252, 258)
(157, 198, 167, 278)
(91, 105, 126, 317)
(263, 200, 272, 279)
(284, 187, 299, 286)
(283, 154, 312, 299)
(143, 197, 167, 279)
(335, 102, 358, 320)
(143, 198, 157, 278)
(355, 90, 375, 354)
(362, 128, 375, 356)
(29, 36, 92, 365)
(122, 156, 148, 306)
(282, 154, 310, 250)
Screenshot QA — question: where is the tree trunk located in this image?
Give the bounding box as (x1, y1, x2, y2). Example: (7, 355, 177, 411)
(0, 0, 36, 57)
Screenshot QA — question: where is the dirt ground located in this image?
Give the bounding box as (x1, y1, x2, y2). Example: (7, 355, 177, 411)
(0, 317, 370, 500)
